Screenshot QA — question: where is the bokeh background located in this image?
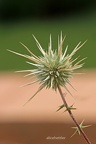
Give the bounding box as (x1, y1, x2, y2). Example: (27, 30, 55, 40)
(0, 0, 96, 70)
(0, 1, 96, 144)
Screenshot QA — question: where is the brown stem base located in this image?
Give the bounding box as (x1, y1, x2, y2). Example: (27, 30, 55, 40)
(58, 85, 91, 144)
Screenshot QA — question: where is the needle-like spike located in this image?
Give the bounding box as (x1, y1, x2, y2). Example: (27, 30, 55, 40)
(32, 34, 45, 56)
(23, 85, 44, 106)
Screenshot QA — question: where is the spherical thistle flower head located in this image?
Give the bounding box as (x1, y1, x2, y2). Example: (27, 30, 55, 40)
(8, 32, 86, 105)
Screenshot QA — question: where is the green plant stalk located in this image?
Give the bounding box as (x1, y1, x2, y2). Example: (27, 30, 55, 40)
(57, 85, 91, 144)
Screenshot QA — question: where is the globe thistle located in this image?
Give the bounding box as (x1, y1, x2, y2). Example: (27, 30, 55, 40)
(8, 32, 86, 104)
(8, 32, 92, 144)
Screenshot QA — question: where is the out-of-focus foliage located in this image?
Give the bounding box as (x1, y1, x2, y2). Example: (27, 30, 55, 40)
(0, 12, 96, 70)
(0, 0, 96, 70)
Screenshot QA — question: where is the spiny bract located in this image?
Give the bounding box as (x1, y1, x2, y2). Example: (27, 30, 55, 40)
(8, 32, 86, 104)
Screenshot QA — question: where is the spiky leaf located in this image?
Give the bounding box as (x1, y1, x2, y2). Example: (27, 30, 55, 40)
(56, 104, 65, 112)
(64, 104, 76, 112)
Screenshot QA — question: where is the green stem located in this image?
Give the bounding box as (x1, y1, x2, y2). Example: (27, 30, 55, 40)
(57, 85, 91, 144)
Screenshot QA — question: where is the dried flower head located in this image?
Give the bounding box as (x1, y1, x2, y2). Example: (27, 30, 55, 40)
(8, 32, 86, 104)
(8, 32, 92, 144)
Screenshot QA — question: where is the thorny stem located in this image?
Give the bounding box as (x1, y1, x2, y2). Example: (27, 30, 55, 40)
(57, 85, 91, 144)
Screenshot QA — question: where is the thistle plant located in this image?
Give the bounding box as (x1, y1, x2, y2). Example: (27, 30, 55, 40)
(8, 32, 91, 144)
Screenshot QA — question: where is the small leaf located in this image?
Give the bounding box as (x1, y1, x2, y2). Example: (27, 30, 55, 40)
(56, 104, 65, 112)
(71, 120, 92, 137)
(64, 104, 76, 112)
(71, 128, 78, 138)
(79, 120, 92, 129)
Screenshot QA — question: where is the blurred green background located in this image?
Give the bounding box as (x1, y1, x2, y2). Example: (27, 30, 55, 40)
(0, 0, 96, 71)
